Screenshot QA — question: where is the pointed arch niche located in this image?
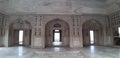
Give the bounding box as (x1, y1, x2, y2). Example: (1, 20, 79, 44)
(45, 19, 70, 47)
(82, 20, 103, 47)
(9, 19, 32, 47)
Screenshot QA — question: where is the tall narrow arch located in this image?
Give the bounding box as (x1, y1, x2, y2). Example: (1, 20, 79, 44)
(82, 20, 103, 47)
(45, 19, 70, 47)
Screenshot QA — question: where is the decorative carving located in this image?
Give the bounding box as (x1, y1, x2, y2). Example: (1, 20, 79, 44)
(39, 16, 42, 26)
(34, 28, 37, 36)
(109, 10, 120, 27)
(17, 19, 24, 28)
(73, 17, 75, 26)
(54, 23, 61, 27)
(77, 16, 79, 26)
(77, 28, 79, 35)
(73, 28, 75, 36)
(39, 28, 41, 35)
(0, 14, 5, 36)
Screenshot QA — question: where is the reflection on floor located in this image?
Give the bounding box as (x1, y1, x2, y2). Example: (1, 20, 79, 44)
(0, 46, 120, 58)
(52, 42, 62, 46)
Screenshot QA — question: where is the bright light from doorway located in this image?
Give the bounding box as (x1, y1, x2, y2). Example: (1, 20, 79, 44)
(118, 27, 120, 37)
(54, 33, 60, 42)
(90, 30, 94, 44)
(53, 30, 62, 46)
(19, 30, 23, 45)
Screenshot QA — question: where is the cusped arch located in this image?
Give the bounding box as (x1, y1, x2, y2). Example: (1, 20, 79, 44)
(45, 19, 69, 30)
(9, 19, 32, 30)
(45, 19, 69, 27)
(82, 19, 102, 30)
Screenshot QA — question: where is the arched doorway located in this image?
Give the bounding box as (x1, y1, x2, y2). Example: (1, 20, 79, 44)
(82, 20, 102, 47)
(112, 27, 120, 46)
(45, 19, 70, 47)
(9, 20, 32, 47)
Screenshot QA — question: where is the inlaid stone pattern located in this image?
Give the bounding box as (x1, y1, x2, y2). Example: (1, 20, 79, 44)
(106, 2, 120, 14)
(109, 10, 120, 27)
(71, 15, 80, 36)
(33, 16, 43, 37)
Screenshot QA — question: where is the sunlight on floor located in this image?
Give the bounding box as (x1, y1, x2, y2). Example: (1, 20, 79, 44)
(0, 46, 120, 58)
(53, 42, 62, 46)
(18, 46, 23, 56)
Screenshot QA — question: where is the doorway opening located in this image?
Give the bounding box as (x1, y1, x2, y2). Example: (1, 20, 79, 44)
(19, 30, 24, 45)
(118, 27, 120, 37)
(53, 29, 62, 46)
(114, 27, 120, 46)
(90, 30, 94, 45)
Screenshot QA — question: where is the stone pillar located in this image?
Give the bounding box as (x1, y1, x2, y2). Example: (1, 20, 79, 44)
(31, 28, 45, 48)
(0, 36, 3, 46)
(3, 29, 9, 47)
(31, 15, 45, 48)
(70, 15, 83, 48)
(70, 27, 83, 48)
(79, 27, 83, 47)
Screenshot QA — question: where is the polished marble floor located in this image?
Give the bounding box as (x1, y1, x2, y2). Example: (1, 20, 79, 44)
(0, 46, 120, 58)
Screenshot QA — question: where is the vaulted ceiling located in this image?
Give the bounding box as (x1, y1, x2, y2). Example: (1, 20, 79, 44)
(0, 0, 119, 15)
